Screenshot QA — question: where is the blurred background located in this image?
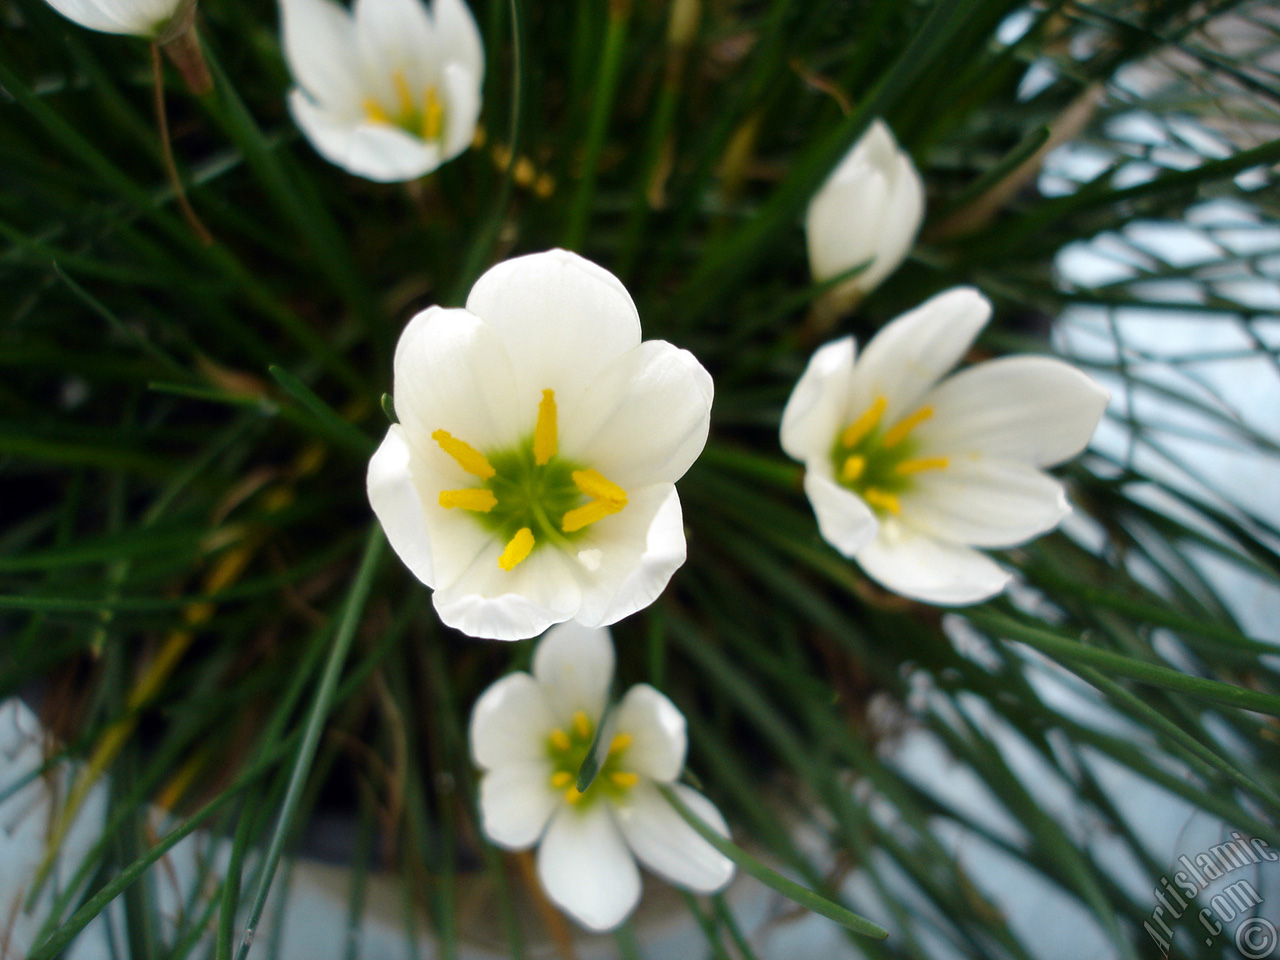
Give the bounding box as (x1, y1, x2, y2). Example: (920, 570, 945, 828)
(2, 0, 1279, 957)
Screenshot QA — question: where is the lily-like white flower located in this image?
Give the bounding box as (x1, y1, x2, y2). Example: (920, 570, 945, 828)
(470, 622, 734, 931)
(280, 0, 483, 182)
(367, 249, 713, 641)
(780, 286, 1108, 605)
(40, 0, 192, 38)
(806, 119, 924, 309)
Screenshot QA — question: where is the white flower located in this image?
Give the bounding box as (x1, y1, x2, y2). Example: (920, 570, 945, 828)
(40, 0, 192, 38)
(367, 249, 713, 641)
(780, 286, 1108, 605)
(470, 622, 734, 931)
(805, 119, 924, 308)
(280, 0, 483, 182)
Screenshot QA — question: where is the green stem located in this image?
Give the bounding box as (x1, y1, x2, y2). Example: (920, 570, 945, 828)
(231, 525, 386, 960)
(562, 0, 632, 251)
(969, 608, 1280, 717)
(657, 784, 889, 940)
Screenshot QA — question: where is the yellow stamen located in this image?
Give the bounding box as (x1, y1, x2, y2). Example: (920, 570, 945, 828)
(572, 469, 627, 505)
(362, 97, 390, 124)
(392, 69, 414, 118)
(895, 456, 950, 476)
(882, 406, 934, 448)
(609, 771, 639, 789)
(498, 527, 535, 571)
(572, 710, 592, 739)
(550, 771, 573, 789)
(840, 454, 866, 483)
(609, 733, 632, 754)
(550, 728, 571, 752)
(534, 389, 558, 465)
(561, 498, 625, 533)
(841, 395, 887, 449)
(432, 429, 495, 479)
(564, 786, 585, 804)
(863, 488, 901, 516)
(421, 85, 443, 141)
(438, 488, 497, 512)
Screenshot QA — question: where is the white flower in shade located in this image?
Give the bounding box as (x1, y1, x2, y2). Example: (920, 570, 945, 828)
(367, 249, 713, 641)
(805, 119, 924, 308)
(280, 0, 483, 182)
(470, 622, 734, 931)
(780, 286, 1109, 605)
(40, 0, 192, 37)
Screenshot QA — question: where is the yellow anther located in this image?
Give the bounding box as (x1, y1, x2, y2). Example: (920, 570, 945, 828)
(841, 395, 887, 449)
(421, 85, 443, 141)
(572, 469, 627, 505)
(362, 97, 390, 124)
(882, 406, 934, 448)
(534, 389, 558, 465)
(564, 785, 585, 804)
(609, 733, 632, 754)
(550, 771, 573, 789)
(432, 430, 495, 479)
(863, 488, 902, 516)
(895, 456, 950, 476)
(609, 771, 639, 790)
(840, 454, 866, 483)
(561, 498, 625, 533)
(498, 527, 535, 571)
(392, 69, 415, 119)
(573, 710, 592, 739)
(438, 488, 497, 512)
(549, 728, 571, 752)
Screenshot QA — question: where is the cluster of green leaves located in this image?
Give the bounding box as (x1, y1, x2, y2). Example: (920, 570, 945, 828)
(2, 0, 1279, 957)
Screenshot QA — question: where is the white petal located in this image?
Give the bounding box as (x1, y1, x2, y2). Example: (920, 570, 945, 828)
(367, 425, 435, 586)
(392, 305, 521, 452)
(804, 119, 922, 299)
(805, 169, 890, 284)
(615, 782, 733, 894)
(537, 804, 640, 932)
(915, 356, 1110, 468)
(354, 0, 439, 101)
(289, 90, 442, 182)
(464, 250, 642, 406)
(532, 621, 614, 726)
(561, 341, 713, 488)
(613, 684, 686, 783)
(848, 287, 990, 425)
(904, 459, 1071, 548)
(41, 0, 156, 32)
(570, 485, 687, 629)
(470, 672, 553, 769)
(432, 544, 583, 641)
(780, 337, 856, 462)
(279, 0, 362, 115)
(432, 0, 484, 83)
(857, 520, 1011, 605)
(478, 760, 559, 849)
(440, 62, 481, 161)
(803, 470, 878, 557)
(855, 152, 924, 293)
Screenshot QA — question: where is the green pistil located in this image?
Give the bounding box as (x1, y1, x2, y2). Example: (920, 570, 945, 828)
(547, 716, 635, 810)
(476, 437, 590, 550)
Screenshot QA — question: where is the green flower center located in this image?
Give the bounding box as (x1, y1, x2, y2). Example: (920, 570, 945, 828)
(432, 390, 629, 570)
(831, 394, 949, 515)
(546, 710, 638, 810)
(363, 69, 446, 142)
